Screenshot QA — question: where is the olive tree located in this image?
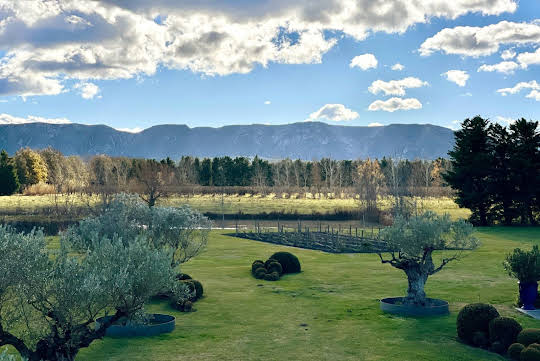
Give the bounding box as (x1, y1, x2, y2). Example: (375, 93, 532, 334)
(66, 193, 212, 267)
(378, 211, 478, 306)
(0, 225, 181, 361)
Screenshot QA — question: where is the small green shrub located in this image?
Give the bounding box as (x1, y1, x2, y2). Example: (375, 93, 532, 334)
(254, 268, 266, 279)
(266, 261, 283, 275)
(520, 343, 540, 361)
(508, 343, 525, 361)
(489, 317, 522, 353)
(251, 260, 265, 274)
(457, 303, 500, 346)
(518, 330, 540, 347)
(176, 273, 192, 280)
(504, 245, 540, 283)
(264, 271, 280, 281)
(269, 252, 301, 274)
(182, 279, 204, 301)
(472, 331, 489, 349)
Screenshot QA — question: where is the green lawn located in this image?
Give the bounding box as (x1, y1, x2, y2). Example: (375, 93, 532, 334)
(70, 227, 540, 361)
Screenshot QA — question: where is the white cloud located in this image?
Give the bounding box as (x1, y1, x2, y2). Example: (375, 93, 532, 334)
(368, 77, 428, 96)
(74, 82, 100, 99)
(264, 100, 271, 105)
(477, 61, 519, 74)
(116, 127, 144, 133)
(495, 116, 515, 125)
(391, 63, 404, 71)
(517, 48, 540, 69)
(461, 92, 473, 96)
(501, 49, 516, 60)
(497, 80, 540, 101)
(309, 104, 359, 121)
(526, 90, 540, 101)
(420, 20, 540, 57)
(0, 0, 518, 97)
(0, 113, 71, 125)
(350, 54, 378, 70)
(368, 122, 383, 127)
(442, 70, 469, 87)
(368, 97, 422, 112)
(497, 80, 540, 95)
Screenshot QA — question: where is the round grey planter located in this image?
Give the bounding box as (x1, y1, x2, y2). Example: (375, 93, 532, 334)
(96, 313, 175, 337)
(380, 297, 449, 316)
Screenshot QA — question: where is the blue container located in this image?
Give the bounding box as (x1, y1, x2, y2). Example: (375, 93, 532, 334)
(95, 313, 175, 337)
(519, 281, 538, 310)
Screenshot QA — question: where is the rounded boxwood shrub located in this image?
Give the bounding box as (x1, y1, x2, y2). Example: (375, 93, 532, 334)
(252, 260, 265, 274)
(176, 273, 192, 281)
(457, 303, 500, 346)
(489, 317, 522, 352)
(254, 268, 266, 279)
(182, 279, 204, 301)
(266, 261, 283, 276)
(269, 252, 301, 274)
(521, 344, 540, 361)
(519, 330, 540, 347)
(263, 271, 280, 281)
(508, 343, 525, 360)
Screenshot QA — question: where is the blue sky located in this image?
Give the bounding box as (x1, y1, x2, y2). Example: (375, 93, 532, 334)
(0, 0, 538, 131)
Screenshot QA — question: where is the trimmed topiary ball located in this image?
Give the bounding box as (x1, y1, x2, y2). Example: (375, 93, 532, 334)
(251, 260, 265, 274)
(472, 331, 490, 349)
(518, 329, 540, 347)
(254, 268, 266, 279)
(520, 343, 540, 361)
(182, 279, 204, 301)
(269, 252, 301, 274)
(489, 317, 522, 353)
(266, 261, 283, 276)
(263, 271, 280, 281)
(508, 343, 525, 361)
(457, 303, 500, 346)
(176, 273, 192, 281)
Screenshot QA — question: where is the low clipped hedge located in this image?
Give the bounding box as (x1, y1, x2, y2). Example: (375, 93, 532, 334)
(250, 252, 300, 281)
(170, 274, 204, 312)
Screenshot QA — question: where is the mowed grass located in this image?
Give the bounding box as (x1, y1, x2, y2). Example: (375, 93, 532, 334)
(72, 227, 539, 361)
(0, 194, 471, 220)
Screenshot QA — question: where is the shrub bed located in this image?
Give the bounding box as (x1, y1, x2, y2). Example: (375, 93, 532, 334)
(457, 303, 525, 357)
(250, 252, 301, 281)
(170, 274, 204, 312)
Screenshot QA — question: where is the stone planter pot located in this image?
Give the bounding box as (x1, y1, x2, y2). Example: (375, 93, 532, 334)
(380, 297, 449, 316)
(519, 281, 538, 310)
(95, 313, 175, 337)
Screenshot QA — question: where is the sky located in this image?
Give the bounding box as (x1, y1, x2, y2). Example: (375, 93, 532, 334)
(0, 0, 539, 132)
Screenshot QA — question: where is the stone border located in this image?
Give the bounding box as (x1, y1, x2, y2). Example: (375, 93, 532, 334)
(380, 297, 449, 316)
(95, 313, 175, 337)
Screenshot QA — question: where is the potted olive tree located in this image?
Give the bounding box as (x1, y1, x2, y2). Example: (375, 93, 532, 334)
(377, 211, 478, 316)
(504, 245, 540, 310)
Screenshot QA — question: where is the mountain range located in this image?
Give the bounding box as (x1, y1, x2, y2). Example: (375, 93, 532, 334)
(0, 122, 455, 160)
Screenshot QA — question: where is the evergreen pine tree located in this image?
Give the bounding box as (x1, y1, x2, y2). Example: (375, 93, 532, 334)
(508, 118, 540, 225)
(0, 150, 20, 195)
(444, 116, 492, 226)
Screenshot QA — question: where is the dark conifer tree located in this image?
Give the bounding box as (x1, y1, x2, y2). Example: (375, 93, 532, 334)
(0, 150, 20, 195)
(444, 116, 492, 226)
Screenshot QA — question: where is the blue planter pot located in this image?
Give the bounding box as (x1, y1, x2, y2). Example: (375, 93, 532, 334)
(519, 281, 538, 310)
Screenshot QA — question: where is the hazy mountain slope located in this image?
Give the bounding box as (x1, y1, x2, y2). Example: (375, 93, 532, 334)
(0, 122, 454, 160)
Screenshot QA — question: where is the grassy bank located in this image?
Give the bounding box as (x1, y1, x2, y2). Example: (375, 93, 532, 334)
(0, 194, 470, 220)
(71, 227, 538, 360)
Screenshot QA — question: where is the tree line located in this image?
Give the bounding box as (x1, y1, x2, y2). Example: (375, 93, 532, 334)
(0, 148, 452, 201)
(445, 117, 539, 226)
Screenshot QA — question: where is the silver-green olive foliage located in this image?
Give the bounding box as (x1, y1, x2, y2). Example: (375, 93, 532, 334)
(0, 225, 178, 361)
(378, 212, 478, 305)
(66, 193, 212, 267)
